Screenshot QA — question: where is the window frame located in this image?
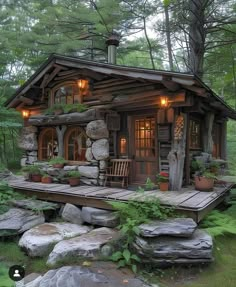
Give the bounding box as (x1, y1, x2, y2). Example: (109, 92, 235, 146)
(38, 127, 58, 161)
(189, 118, 202, 150)
(64, 126, 87, 162)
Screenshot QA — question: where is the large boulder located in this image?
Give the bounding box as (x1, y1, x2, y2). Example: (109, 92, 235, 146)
(86, 120, 109, 140)
(18, 126, 38, 151)
(91, 139, 109, 160)
(0, 208, 45, 237)
(61, 204, 83, 225)
(139, 218, 197, 238)
(85, 148, 94, 161)
(78, 166, 99, 179)
(81, 207, 119, 228)
(132, 229, 213, 266)
(47, 227, 119, 266)
(25, 264, 151, 287)
(19, 222, 91, 257)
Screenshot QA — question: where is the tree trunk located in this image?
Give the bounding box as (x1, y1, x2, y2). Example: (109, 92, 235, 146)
(188, 0, 207, 78)
(164, 5, 174, 71)
(203, 112, 214, 154)
(56, 125, 67, 157)
(168, 113, 187, 190)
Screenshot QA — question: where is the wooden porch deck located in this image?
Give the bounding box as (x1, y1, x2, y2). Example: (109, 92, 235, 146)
(8, 177, 235, 222)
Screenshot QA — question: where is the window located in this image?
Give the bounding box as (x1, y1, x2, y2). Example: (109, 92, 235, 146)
(38, 128, 58, 160)
(189, 119, 201, 149)
(64, 127, 87, 161)
(54, 84, 80, 104)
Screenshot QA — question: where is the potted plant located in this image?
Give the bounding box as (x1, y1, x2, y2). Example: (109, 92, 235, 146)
(157, 172, 169, 191)
(67, 171, 80, 187)
(22, 165, 42, 182)
(41, 173, 53, 184)
(49, 156, 67, 168)
(209, 161, 220, 175)
(194, 170, 216, 191)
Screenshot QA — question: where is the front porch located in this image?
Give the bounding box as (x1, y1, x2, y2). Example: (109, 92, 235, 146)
(8, 177, 235, 222)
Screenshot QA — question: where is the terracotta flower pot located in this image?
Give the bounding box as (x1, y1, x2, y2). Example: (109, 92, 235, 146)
(53, 163, 64, 168)
(31, 174, 42, 182)
(194, 176, 214, 191)
(54, 109, 63, 115)
(159, 182, 169, 192)
(41, 177, 53, 184)
(68, 178, 80, 187)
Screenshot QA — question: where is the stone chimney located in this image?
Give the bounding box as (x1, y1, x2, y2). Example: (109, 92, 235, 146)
(106, 33, 120, 64)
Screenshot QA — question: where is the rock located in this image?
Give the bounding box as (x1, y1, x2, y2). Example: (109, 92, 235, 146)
(24, 273, 42, 285)
(139, 218, 197, 238)
(85, 148, 94, 161)
(80, 178, 98, 185)
(25, 275, 42, 287)
(10, 199, 59, 212)
(63, 165, 78, 171)
(132, 229, 213, 266)
(78, 166, 99, 179)
(28, 265, 151, 287)
(0, 169, 17, 181)
(28, 151, 38, 156)
(19, 222, 91, 257)
(0, 208, 45, 237)
(21, 156, 27, 166)
(86, 138, 92, 147)
(81, 207, 119, 227)
(46, 168, 63, 177)
(18, 126, 38, 151)
(61, 204, 83, 225)
(86, 120, 109, 140)
(27, 156, 38, 164)
(101, 244, 114, 257)
(99, 160, 107, 170)
(91, 139, 109, 160)
(47, 227, 119, 265)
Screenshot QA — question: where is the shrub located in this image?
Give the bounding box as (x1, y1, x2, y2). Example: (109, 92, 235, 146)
(49, 156, 67, 165)
(21, 165, 41, 175)
(67, 171, 81, 178)
(64, 103, 88, 113)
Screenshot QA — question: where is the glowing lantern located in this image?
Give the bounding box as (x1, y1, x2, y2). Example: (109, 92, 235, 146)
(160, 97, 169, 108)
(22, 110, 30, 118)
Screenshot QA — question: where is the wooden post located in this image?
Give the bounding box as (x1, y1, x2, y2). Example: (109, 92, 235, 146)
(168, 113, 187, 190)
(220, 120, 227, 160)
(203, 112, 214, 154)
(185, 113, 190, 185)
(56, 125, 67, 157)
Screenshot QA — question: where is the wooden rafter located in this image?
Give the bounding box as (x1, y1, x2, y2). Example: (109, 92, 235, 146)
(19, 96, 34, 105)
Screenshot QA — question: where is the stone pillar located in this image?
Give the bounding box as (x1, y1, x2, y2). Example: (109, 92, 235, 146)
(18, 126, 38, 165)
(86, 120, 109, 186)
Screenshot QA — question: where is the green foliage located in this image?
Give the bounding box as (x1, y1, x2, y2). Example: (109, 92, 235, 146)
(66, 171, 81, 178)
(156, 171, 169, 183)
(145, 177, 155, 190)
(49, 156, 67, 165)
(0, 263, 14, 287)
(0, 181, 25, 206)
(21, 165, 41, 175)
(111, 249, 141, 273)
(63, 103, 88, 113)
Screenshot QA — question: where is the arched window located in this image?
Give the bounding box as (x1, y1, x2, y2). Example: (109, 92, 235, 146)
(64, 127, 87, 161)
(54, 83, 80, 104)
(38, 128, 58, 160)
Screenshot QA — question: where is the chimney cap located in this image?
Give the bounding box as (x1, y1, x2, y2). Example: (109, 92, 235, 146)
(106, 33, 120, 47)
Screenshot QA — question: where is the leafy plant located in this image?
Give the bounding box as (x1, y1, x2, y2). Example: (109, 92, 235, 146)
(44, 103, 65, 115)
(111, 249, 141, 273)
(156, 171, 169, 183)
(145, 177, 155, 190)
(21, 165, 41, 175)
(67, 170, 81, 178)
(49, 156, 67, 165)
(64, 103, 88, 113)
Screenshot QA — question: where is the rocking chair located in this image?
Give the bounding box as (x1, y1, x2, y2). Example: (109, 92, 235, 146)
(104, 159, 132, 188)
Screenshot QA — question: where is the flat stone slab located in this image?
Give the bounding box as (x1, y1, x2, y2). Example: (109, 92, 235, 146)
(10, 199, 59, 211)
(0, 208, 45, 237)
(19, 222, 92, 257)
(25, 264, 151, 287)
(81, 207, 119, 228)
(47, 227, 120, 266)
(139, 218, 197, 238)
(132, 229, 213, 266)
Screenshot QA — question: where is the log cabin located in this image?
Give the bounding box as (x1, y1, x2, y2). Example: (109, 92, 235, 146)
(5, 40, 236, 191)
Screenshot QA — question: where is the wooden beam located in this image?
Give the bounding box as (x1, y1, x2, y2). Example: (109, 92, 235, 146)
(172, 77, 195, 86)
(19, 96, 34, 105)
(182, 85, 207, 97)
(40, 74, 50, 88)
(203, 112, 214, 154)
(44, 66, 62, 87)
(162, 80, 180, 92)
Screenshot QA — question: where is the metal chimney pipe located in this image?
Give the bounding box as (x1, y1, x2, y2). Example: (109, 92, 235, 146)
(106, 33, 120, 64)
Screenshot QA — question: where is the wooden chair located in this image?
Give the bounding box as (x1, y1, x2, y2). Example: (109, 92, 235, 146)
(104, 159, 132, 188)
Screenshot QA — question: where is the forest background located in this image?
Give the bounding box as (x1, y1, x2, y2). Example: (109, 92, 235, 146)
(0, 0, 235, 173)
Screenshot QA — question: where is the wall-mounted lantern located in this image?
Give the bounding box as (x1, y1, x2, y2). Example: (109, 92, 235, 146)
(22, 110, 30, 118)
(77, 79, 89, 95)
(160, 96, 169, 108)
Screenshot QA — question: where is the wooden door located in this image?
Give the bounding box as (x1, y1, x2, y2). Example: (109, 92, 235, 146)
(130, 115, 157, 183)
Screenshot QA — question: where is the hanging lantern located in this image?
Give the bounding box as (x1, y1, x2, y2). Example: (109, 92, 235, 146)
(77, 79, 89, 95)
(160, 96, 169, 108)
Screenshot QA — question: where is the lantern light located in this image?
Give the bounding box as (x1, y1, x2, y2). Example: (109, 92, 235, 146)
(77, 79, 88, 94)
(22, 110, 30, 118)
(160, 97, 169, 108)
